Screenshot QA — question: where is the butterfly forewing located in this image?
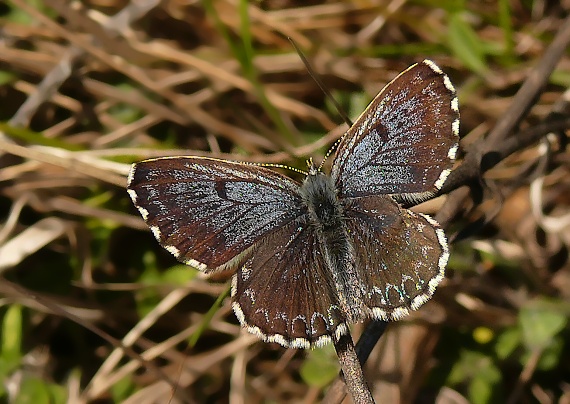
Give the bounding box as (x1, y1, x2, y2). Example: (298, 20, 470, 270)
(332, 60, 459, 202)
(232, 220, 347, 348)
(343, 196, 447, 319)
(127, 157, 306, 271)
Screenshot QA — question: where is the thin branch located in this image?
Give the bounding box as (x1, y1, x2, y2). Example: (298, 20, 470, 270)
(325, 321, 388, 403)
(485, 14, 570, 146)
(334, 334, 375, 404)
(436, 12, 570, 227)
(436, 117, 570, 227)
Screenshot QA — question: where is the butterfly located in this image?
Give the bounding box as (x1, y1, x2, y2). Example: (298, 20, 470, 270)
(127, 60, 459, 349)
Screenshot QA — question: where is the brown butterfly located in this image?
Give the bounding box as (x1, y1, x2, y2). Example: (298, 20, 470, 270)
(128, 60, 459, 349)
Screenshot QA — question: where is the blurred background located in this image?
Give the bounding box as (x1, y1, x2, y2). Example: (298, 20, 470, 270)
(0, 1, 569, 403)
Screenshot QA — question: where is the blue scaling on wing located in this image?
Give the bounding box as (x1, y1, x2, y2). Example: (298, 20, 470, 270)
(331, 60, 459, 203)
(127, 157, 307, 272)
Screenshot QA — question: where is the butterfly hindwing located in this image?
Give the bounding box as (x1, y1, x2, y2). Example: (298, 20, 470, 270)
(343, 195, 448, 319)
(127, 157, 306, 272)
(231, 219, 347, 348)
(332, 60, 459, 203)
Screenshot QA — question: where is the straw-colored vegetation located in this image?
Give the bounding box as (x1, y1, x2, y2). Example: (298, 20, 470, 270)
(1, 1, 569, 403)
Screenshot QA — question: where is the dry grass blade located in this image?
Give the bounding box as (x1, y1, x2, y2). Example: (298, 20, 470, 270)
(0, 217, 68, 271)
(0, 1, 569, 403)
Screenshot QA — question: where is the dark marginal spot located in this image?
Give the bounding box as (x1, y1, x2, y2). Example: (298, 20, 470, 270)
(215, 181, 227, 200)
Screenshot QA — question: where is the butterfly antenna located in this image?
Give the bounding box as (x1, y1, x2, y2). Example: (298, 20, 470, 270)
(245, 161, 308, 176)
(289, 38, 353, 171)
(318, 136, 345, 170)
(288, 38, 354, 128)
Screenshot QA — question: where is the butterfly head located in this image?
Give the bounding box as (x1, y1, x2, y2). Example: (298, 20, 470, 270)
(306, 157, 322, 177)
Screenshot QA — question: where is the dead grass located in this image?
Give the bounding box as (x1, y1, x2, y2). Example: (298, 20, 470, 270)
(1, 1, 570, 403)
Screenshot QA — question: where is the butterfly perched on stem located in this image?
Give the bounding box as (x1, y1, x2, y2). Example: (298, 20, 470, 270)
(127, 60, 459, 349)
